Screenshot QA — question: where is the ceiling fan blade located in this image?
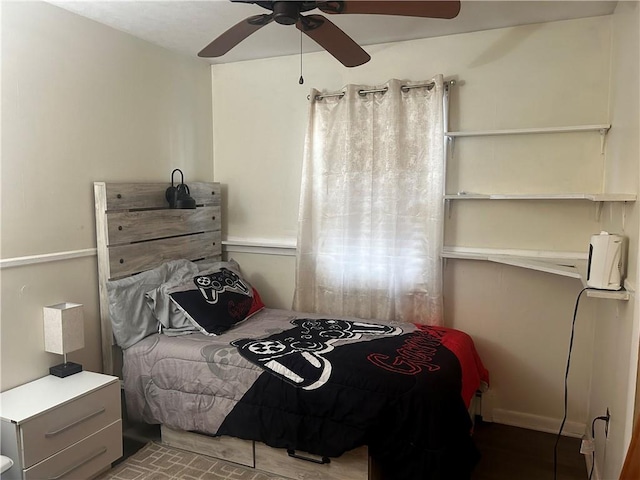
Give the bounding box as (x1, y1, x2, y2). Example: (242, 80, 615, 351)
(296, 14, 370, 67)
(318, 1, 461, 19)
(198, 14, 274, 57)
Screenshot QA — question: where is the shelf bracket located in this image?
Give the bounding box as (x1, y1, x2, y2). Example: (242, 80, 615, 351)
(599, 128, 607, 154)
(444, 135, 456, 156)
(595, 201, 604, 221)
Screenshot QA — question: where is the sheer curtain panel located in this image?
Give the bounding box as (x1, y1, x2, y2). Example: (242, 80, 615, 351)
(294, 76, 445, 325)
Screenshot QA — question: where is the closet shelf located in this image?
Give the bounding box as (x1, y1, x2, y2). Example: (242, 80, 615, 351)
(444, 193, 636, 201)
(445, 124, 611, 137)
(441, 248, 630, 300)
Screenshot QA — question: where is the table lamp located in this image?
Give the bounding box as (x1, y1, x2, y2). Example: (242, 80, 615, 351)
(43, 302, 84, 378)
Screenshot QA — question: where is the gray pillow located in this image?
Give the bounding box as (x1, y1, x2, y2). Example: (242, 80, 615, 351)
(146, 259, 243, 334)
(107, 259, 198, 348)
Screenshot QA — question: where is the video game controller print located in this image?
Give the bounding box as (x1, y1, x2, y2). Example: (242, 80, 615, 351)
(194, 268, 250, 304)
(232, 319, 402, 390)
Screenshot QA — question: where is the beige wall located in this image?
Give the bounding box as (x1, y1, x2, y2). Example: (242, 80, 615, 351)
(590, 2, 640, 479)
(212, 14, 621, 444)
(0, 1, 213, 390)
(2, 2, 637, 477)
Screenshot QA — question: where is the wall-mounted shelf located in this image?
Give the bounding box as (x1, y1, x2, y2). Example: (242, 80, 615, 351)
(443, 193, 636, 220)
(445, 124, 611, 137)
(586, 288, 630, 301)
(444, 124, 611, 153)
(441, 120, 630, 300)
(571, 261, 632, 300)
(444, 193, 637, 201)
(441, 247, 585, 280)
(441, 247, 631, 300)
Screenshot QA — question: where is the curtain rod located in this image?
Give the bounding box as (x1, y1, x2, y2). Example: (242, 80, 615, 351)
(309, 79, 456, 101)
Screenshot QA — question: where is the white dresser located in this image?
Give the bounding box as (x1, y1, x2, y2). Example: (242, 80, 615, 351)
(0, 371, 122, 480)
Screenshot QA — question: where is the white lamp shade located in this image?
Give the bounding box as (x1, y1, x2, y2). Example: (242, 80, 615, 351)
(43, 302, 84, 355)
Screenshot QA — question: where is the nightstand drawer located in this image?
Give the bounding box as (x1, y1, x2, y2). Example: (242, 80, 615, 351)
(20, 381, 120, 468)
(24, 420, 122, 480)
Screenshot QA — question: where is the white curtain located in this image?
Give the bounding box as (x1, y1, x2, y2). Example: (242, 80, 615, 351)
(294, 76, 445, 325)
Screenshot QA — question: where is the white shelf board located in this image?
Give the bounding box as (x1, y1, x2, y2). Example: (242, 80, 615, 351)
(445, 124, 611, 137)
(489, 257, 583, 279)
(444, 193, 636, 201)
(442, 246, 587, 262)
(442, 248, 630, 300)
(586, 289, 630, 300)
(573, 262, 631, 299)
(442, 249, 583, 279)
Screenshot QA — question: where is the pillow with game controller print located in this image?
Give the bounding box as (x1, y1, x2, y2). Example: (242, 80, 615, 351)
(146, 259, 241, 334)
(167, 263, 265, 335)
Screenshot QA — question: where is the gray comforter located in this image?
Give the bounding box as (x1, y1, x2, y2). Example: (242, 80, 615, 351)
(123, 308, 488, 479)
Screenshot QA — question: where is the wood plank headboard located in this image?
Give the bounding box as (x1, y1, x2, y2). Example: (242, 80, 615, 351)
(94, 181, 221, 375)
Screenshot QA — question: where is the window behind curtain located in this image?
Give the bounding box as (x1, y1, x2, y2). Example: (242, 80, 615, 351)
(294, 76, 445, 325)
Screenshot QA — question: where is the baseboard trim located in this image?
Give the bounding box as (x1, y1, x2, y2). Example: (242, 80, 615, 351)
(491, 408, 586, 438)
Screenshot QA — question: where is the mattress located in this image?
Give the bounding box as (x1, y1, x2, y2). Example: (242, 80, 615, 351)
(123, 308, 488, 479)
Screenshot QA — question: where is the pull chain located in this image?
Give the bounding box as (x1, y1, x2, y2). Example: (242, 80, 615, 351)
(299, 30, 304, 85)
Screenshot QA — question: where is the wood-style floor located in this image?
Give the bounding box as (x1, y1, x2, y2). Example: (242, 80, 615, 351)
(472, 421, 586, 480)
(120, 421, 587, 479)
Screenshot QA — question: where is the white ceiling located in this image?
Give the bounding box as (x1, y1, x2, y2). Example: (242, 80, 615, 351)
(46, 1, 619, 65)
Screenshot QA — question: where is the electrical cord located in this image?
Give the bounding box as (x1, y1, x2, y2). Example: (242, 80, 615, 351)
(589, 414, 610, 480)
(553, 287, 588, 480)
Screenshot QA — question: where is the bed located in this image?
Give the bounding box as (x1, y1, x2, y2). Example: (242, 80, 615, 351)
(94, 181, 489, 480)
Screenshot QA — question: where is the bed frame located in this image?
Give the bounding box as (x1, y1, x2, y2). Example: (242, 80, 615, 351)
(94, 181, 222, 376)
(93, 181, 378, 480)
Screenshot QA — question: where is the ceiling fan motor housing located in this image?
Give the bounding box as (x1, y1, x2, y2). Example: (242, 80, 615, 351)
(269, 1, 321, 25)
(272, 2, 301, 25)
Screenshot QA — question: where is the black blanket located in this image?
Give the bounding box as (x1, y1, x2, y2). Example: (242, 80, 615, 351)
(219, 318, 484, 479)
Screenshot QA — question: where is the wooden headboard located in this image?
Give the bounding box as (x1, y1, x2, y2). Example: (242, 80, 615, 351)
(94, 181, 221, 375)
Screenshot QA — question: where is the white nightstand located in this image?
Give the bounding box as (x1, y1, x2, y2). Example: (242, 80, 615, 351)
(0, 371, 122, 480)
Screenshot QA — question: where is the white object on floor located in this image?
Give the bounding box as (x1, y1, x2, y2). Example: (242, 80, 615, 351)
(0, 455, 13, 473)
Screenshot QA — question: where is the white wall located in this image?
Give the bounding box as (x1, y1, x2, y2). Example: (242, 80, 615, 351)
(590, 2, 640, 479)
(212, 15, 617, 442)
(0, 1, 213, 390)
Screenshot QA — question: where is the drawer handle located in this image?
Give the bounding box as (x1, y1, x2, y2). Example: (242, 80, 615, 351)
(48, 447, 107, 480)
(45, 408, 106, 438)
(287, 449, 331, 465)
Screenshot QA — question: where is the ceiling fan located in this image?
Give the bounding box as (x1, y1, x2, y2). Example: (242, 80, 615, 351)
(198, 1, 461, 67)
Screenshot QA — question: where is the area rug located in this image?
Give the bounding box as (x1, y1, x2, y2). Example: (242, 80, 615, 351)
(97, 442, 287, 480)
